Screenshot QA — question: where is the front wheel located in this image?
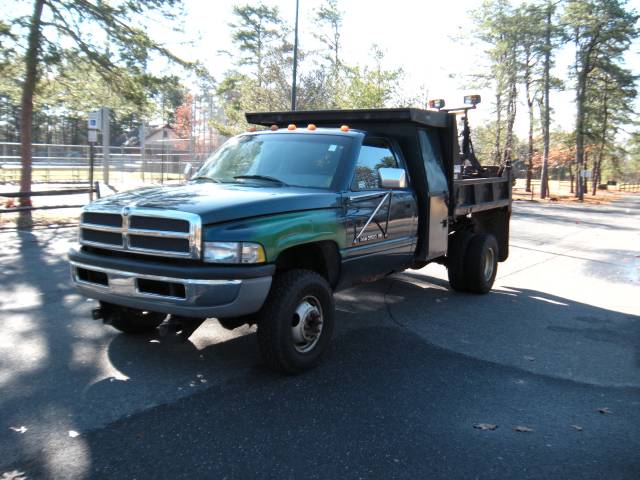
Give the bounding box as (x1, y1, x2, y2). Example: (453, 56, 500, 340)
(257, 269, 335, 374)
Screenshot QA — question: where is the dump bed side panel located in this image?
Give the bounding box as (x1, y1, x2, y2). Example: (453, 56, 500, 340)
(453, 176, 511, 216)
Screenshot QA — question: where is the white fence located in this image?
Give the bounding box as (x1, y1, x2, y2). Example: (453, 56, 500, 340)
(0, 137, 226, 185)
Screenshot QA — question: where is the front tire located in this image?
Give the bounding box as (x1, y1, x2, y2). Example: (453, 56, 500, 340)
(257, 269, 335, 374)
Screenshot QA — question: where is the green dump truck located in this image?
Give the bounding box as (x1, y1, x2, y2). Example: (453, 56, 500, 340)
(69, 103, 512, 373)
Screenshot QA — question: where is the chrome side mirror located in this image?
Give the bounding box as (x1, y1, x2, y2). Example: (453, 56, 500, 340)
(379, 167, 407, 189)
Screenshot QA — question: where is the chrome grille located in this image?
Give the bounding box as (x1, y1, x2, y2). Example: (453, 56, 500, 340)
(79, 207, 201, 259)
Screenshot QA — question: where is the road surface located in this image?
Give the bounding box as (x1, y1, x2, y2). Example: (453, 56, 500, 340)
(0, 196, 638, 479)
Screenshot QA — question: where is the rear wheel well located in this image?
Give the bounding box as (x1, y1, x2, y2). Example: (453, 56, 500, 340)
(274, 241, 341, 289)
(451, 207, 510, 262)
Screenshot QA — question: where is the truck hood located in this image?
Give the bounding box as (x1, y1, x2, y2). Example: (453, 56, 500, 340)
(88, 183, 341, 225)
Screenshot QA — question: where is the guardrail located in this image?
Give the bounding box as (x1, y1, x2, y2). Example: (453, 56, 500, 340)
(618, 183, 640, 193)
(0, 139, 223, 184)
(0, 181, 101, 212)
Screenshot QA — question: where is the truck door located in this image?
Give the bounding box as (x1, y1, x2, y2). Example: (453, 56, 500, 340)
(418, 129, 449, 259)
(342, 137, 418, 283)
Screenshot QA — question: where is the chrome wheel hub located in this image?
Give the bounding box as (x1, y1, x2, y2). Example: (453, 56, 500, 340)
(291, 295, 324, 353)
(483, 248, 495, 282)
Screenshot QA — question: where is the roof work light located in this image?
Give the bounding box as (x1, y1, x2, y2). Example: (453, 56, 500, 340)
(428, 99, 445, 110)
(464, 95, 481, 106)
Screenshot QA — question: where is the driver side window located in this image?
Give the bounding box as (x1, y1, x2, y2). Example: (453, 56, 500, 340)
(353, 139, 398, 190)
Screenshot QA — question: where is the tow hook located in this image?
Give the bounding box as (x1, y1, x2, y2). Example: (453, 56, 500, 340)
(91, 307, 104, 320)
(158, 315, 205, 341)
(92, 304, 119, 325)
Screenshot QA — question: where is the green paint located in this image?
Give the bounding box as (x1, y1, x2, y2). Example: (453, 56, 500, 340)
(203, 208, 346, 262)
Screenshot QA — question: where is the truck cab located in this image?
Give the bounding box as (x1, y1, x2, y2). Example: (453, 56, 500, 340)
(69, 107, 512, 373)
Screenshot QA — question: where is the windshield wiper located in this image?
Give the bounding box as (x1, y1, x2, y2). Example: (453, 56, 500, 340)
(233, 175, 288, 186)
(190, 176, 221, 183)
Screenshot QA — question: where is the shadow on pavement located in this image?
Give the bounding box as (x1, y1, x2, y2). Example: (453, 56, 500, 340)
(1, 229, 639, 479)
(9, 320, 640, 480)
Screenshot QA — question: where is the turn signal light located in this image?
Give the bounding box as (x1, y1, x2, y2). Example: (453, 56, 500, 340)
(340, 125, 349, 132)
(287, 124, 297, 130)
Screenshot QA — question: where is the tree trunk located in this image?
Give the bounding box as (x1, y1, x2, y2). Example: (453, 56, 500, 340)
(19, 0, 45, 207)
(540, 2, 552, 199)
(574, 68, 588, 202)
(502, 56, 518, 166)
(592, 82, 609, 196)
(569, 162, 574, 194)
(524, 47, 534, 193)
(592, 156, 601, 196)
(493, 92, 502, 164)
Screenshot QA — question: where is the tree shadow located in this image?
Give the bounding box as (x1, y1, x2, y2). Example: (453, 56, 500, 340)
(1, 232, 639, 479)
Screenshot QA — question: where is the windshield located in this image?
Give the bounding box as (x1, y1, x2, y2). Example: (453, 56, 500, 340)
(193, 133, 353, 189)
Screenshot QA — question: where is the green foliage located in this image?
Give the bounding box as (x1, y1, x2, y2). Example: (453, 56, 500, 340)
(230, 4, 283, 87)
(564, 0, 639, 195)
(219, 1, 404, 134)
(470, 0, 639, 195)
(0, 0, 207, 151)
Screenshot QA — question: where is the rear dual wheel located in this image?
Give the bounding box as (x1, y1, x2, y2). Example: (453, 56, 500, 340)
(447, 232, 498, 294)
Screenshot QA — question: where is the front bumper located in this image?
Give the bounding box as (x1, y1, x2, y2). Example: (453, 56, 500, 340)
(68, 248, 274, 318)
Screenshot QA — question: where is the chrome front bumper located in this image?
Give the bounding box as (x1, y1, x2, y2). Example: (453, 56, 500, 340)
(69, 261, 272, 318)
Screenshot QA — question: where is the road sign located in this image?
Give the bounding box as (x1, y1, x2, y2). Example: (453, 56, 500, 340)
(88, 129, 98, 143)
(88, 110, 101, 131)
(581, 170, 592, 178)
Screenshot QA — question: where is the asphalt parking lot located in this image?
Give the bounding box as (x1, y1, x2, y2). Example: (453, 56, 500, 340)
(1, 196, 638, 479)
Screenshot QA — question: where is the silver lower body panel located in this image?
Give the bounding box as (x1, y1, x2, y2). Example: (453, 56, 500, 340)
(69, 261, 272, 318)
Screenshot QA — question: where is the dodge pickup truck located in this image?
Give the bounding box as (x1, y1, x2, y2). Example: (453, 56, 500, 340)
(69, 101, 512, 373)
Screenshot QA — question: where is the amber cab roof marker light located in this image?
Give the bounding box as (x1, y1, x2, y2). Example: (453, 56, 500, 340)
(270, 124, 278, 131)
(340, 125, 349, 132)
(307, 124, 317, 131)
(287, 124, 297, 130)
(247, 126, 257, 132)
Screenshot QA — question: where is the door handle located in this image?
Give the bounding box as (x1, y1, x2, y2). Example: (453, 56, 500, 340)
(441, 219, 448, 228)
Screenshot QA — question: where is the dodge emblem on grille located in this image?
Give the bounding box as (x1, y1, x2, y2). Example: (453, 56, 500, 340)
(122, 207, 130, 216)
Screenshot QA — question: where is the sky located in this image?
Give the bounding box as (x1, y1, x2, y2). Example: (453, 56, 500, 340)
(147, 0, 640, 137)
(5, 0, 639, 135)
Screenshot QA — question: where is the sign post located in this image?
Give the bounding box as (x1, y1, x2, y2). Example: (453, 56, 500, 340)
(88, 112, 101, 201)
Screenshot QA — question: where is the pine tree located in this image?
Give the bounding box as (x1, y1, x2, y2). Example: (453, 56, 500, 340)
(5, 0, 203, 209)
(564, 0, 639, 201)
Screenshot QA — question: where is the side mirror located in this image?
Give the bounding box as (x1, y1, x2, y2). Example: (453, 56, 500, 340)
(379, 167, 407, 189)
(183, 162, 193, 180)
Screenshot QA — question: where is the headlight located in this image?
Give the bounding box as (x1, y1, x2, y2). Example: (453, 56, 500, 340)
(203, 241, 266, 264)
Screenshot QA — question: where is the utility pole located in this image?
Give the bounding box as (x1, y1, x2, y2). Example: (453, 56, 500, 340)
(291, 0, 300, 111)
